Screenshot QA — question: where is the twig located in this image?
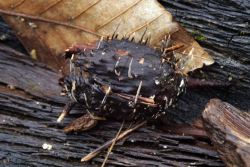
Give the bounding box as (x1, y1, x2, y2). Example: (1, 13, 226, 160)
(57, 101, 75, 123)
(81, 120, 147, 162)
(101, 121, 124, 167)
(163, 43, 184, 53)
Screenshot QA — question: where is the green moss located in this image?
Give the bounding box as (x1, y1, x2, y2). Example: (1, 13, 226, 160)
(191, 30, 207, 41)
(195, 35, 207, 41)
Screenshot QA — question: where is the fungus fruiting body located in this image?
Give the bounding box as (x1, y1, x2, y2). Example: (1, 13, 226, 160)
(59, 38, 186, 132)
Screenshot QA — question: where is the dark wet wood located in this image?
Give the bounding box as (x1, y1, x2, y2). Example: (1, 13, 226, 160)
(0, 45, 223, 166)
(0, 0, 250, 166)
(159, 0, 250, 124)
(203, 99, 250, 167)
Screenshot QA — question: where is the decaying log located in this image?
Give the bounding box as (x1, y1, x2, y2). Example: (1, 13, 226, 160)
(158, 0, 250, 125)
(203, 99, 250, 167)
(0, 45, 223, 166)
(0, 0, 250, 166)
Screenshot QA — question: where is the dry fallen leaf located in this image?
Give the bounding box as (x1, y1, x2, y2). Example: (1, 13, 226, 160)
(0, 0, 214, 74)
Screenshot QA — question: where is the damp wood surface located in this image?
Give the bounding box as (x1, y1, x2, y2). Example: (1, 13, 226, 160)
(0, 44, 223, 167)
(0, 0, 250, 166)
(203, 99, 250, 167)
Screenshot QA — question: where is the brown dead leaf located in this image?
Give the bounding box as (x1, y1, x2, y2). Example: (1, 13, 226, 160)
(0, 0, 214, 74)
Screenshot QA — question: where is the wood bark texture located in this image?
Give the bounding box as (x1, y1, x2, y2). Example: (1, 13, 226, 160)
(203, 99, 250, 167)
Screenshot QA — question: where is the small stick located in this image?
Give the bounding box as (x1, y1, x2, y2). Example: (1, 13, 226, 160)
(134, 81, 142, 105)
(165, 34, 171, 48)
(101, 86, 111, 105)
(139, 27, 148, 44)
(101, 121, 124, 167)
(187, 78, 231, 88)
(115, 93, 156, 107)
(57, 101, 75, 123)
(81, 120, 147, 162)
(97, 36, 104, 49)
(163, 43, 184, 53)
(128, 57, 133, 78)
